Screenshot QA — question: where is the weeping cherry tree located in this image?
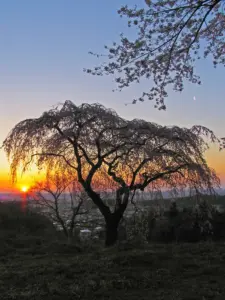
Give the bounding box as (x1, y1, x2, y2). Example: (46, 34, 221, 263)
(2, 100, 221, 246)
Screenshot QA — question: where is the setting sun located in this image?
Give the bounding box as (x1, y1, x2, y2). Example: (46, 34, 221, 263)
(21, 186, 29, 193)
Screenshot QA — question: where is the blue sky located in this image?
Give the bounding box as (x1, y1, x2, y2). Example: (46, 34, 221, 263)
(0, 0, 225, 188)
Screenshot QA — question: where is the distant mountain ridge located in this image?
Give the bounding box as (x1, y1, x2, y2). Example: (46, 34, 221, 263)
(0, 192, 22, 201)
(0, 188, 225, 202)
(216, 188, 225, 195)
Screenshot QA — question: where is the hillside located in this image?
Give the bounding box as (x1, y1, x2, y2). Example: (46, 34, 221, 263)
(1, 200, 225, 299)
(1, 243, 225, 299)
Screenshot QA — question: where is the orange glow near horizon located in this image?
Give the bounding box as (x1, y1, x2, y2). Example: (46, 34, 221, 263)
(0, 167, 45, 193)
(0, 147, 48, 189)
(0, 145, 225, 192)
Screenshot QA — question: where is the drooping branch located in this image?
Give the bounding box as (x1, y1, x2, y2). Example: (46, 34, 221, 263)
(132, 163, 189, 191)
(24, 152, 77, 173)
(2, 101, 221, 222)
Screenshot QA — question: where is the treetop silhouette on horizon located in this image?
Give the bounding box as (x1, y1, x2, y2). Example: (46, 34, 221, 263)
(2, 100, 221, 246)
(85, 0, 225, 110)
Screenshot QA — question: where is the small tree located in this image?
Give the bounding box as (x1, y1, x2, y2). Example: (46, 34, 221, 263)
(2, 101, 220, 246)
(31, 171, 88, 243)
(85, 0, 225, 110)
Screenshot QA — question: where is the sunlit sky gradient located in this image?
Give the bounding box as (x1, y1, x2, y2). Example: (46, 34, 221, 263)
(0, 0, 225, 192)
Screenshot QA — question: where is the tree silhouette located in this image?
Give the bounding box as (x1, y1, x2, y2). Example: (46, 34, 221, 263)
(85, 0, 225, 109)
(31, 171, 88, 243)
(2, 101, 220, 246)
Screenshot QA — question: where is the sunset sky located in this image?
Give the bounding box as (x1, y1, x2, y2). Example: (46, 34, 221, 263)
(0, 0, 225, 192)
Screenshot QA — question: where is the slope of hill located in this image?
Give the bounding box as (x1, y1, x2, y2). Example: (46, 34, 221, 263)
(1, 243, 225, 299)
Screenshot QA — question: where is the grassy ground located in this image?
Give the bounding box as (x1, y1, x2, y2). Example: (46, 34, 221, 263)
(1, 242, 225, 300)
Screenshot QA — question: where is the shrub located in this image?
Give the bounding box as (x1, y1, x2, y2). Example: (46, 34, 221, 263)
(123, 200, 225, 244)
(0, 201, 58, 253)
(0, 201, 56, 236)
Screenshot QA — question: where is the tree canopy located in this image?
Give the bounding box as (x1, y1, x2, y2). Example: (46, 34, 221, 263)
(2, 100, 221, 245)
(85, 0, 225, 109)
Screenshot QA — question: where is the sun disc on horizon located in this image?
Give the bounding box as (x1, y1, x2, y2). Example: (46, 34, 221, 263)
(21, 186, 29, 193)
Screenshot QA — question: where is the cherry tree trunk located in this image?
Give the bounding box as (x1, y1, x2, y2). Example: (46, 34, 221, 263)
(105, 214, 122, 247)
